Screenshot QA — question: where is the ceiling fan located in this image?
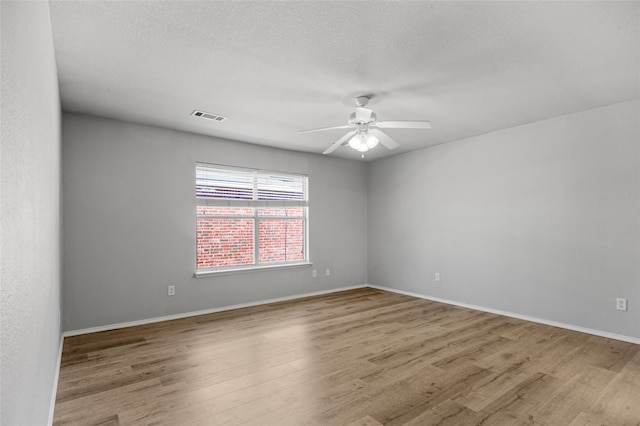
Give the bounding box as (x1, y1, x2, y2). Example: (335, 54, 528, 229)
(298, 96, 431, 157)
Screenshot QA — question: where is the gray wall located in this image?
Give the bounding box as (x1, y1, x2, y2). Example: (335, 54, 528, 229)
(368, 100, 640, 339)
(62, 113, 367, 331)
(1, 2, 63, 425)
(64, 100, 639, 339)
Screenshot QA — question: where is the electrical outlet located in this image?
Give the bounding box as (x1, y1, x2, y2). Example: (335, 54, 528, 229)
(168, 285, 176, 296)
(435, 273, 441, 282)
(616, 298, 627, 311)
(326, 269, 331, 276)
(312, 270, 317, 278)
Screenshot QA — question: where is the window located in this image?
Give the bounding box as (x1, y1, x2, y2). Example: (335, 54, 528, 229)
(195, 163, 309, 274)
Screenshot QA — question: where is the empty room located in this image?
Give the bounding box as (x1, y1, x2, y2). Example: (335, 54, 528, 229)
(1, 1, 639, 425)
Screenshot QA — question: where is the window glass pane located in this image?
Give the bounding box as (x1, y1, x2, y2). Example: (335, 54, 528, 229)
(257, 207, 304, 217)
(196, 165, 254, 199)
(196, 217, 254, 269)
(259, 219, 305, 264)
(197, 206, 254, 216)
(257, 173, 307, 201)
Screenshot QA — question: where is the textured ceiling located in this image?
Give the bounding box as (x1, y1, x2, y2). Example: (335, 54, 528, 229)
(49, 1, 639, 161)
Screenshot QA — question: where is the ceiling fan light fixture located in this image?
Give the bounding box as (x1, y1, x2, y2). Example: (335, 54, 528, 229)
(365, 133, 379, 149)
(348, 132, 379, 152)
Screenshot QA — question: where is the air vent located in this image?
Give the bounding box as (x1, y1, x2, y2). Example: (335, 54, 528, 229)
(191, 110, 227, 122)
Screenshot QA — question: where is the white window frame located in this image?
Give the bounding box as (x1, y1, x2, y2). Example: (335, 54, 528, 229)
(195, 163, 310, 277)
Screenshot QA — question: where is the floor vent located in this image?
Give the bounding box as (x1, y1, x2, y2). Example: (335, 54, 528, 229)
(191, 110, 227, 122)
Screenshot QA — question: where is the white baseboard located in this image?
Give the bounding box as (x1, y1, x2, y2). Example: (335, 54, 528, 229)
(63, 283, 639, 345)
(63, 285, 368, 337)
(367, 284, 640, 345)
(48, 333, 64, 426)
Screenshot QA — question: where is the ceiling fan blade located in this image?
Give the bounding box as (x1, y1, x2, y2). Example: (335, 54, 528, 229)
(298, 125, 353, 134)
(373, 120, 432, 129)
(370, 129, 400, 150)
(355, 107, 373, 122)
(323, 130, 357, 155)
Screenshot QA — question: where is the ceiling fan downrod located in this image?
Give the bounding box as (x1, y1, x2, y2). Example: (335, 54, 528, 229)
(355, 96, 370, 107)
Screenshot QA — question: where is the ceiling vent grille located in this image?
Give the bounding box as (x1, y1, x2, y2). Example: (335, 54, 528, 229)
(191, 110, 227, 122)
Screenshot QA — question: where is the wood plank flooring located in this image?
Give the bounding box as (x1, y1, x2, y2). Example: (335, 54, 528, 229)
(54, 288, 640, 425)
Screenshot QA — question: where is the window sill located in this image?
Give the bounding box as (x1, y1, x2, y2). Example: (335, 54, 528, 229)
(194, 262, 313, 278)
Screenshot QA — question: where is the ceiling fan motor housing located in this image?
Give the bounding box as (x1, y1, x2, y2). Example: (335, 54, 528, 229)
(348, 111, 377, 126)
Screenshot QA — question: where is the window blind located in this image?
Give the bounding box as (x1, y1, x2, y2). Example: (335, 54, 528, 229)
(196, 163, 308, 202)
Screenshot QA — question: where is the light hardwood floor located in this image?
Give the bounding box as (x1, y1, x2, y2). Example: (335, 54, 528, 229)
(54, 288, 640, 425)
